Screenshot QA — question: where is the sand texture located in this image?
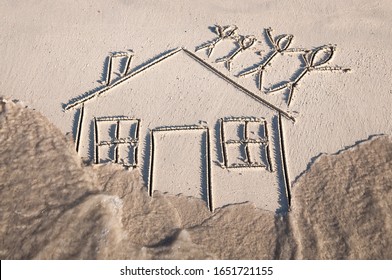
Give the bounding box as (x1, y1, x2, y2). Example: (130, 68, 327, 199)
(1, 0, 392, 214)
(1, 101, 390, 259)
(291, 136, 392, 259)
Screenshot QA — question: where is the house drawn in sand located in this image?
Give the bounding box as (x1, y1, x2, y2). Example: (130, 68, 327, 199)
(64, 47, 295, 212)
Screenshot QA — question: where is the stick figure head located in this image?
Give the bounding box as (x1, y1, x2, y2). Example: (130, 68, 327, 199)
(305, 45, 336, 68)
(275, 34, 293, 52)
(240, 35, 257, 49)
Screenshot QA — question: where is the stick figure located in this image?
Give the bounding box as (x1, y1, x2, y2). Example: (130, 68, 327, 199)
(215, 35, 257, 71)
(195, 24, 238, 57)
(266, 45, 350, 106)
(239, 28, 304, 90)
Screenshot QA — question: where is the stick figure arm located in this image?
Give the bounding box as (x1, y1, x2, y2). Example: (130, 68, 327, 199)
(265, 82, 291, 93)
(285, 48, 307, 53)
(314, 66, 351, 72)
(215, 47, 241, 62)
(265, 28, 276, 48)
(238, 66, 260, 77)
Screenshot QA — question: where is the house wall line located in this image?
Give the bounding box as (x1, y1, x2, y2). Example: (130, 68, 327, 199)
(134, 120, 141, 167)
(115, 119, 120, 163)
(75, 103, 84, 153)
(205, 127, 213, 212)
(94, 117, 99, 164)
(278, 112, 291, 207)
(148, 130, 155, 197)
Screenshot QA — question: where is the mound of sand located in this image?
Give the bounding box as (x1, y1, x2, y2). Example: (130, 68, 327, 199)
(0, 100, 390, 259)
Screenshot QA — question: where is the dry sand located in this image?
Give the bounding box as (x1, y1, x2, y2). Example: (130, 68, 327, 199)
(1, 101, 390, 259)
(1, 0, 391, 260)
(1, 0, 392, 213)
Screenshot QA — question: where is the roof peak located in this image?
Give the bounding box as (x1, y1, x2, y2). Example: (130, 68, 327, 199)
(63, 48, 294, 122)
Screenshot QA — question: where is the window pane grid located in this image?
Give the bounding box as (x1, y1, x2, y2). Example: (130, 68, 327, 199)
(225, 139, 268, 144)
(98, 138, 138, 145)
(220, 118, 272, 171)
(94, 117, 140, 168)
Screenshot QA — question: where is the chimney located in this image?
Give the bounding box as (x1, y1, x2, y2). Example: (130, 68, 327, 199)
(105, 51, 133, 86)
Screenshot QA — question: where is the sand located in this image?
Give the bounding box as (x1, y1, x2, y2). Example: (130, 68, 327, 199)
(1, 0, 392, 213)
(0, 101, 390, 259)
(1, 0, 391, 259)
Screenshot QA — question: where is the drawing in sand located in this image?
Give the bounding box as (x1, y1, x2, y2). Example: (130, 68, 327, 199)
(195, 24, 238, 57)
(215, 35, 257, 71)
(238, 28, 302, 90)
(197, 26, 349, 106)
(64, 25, 349, 212)
(265, 45, 350, 106)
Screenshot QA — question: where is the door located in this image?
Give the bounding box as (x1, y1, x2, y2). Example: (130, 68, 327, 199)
(149, 125, 211, 208)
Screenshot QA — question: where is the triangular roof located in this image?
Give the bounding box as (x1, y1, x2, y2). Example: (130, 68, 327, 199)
(64, 48, 295, 121)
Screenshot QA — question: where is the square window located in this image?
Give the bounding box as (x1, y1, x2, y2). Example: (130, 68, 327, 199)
(95, 117, 140, 167)
(220, 118, 271, 170)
